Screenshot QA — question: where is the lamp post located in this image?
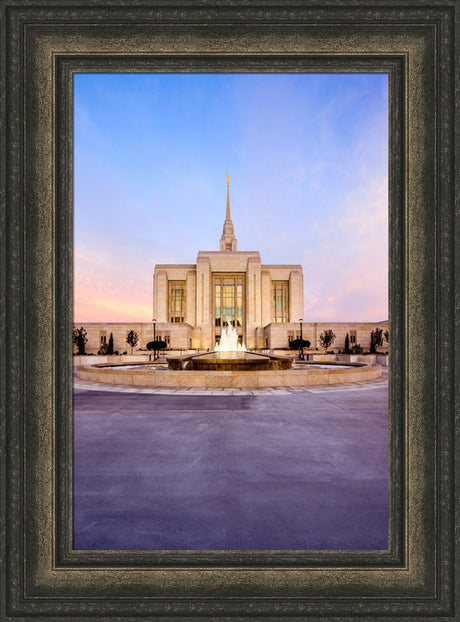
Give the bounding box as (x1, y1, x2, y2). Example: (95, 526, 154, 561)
(152, 318, 157, 360)
(299, 318, 304, 360)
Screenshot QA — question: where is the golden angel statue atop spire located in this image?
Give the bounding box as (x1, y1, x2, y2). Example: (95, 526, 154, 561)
(226, 172, 230, 186)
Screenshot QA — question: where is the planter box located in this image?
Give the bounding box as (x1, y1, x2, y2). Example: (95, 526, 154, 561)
(311, 354, 338, 362)
(73, 354, 151, 367)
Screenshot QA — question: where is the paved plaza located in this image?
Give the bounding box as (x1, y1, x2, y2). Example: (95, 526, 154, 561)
(73, 372, 388, 551)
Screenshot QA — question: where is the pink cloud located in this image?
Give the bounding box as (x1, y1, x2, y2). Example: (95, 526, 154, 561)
(302, 176, 388, 322)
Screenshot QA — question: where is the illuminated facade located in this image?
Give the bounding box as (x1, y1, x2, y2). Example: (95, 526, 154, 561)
(152, 179, 304, 350)
(74, 179, 388, 354)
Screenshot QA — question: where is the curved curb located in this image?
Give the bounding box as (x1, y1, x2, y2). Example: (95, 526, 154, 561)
(76, 363, 382, 389)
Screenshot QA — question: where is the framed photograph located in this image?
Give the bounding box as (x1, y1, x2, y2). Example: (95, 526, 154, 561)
(1, 1, 457, 620)
(72, 70, 390, 554)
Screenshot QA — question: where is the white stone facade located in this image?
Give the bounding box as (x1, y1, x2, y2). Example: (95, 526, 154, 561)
(151, 182, 304, 350)
(151, 252, 304, 350)
(74, 182, 387, 354)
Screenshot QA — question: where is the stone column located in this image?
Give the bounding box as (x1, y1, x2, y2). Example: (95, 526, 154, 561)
(196, 255, 212, 349)
(153, 268, 168, 322)
(185, 270, 196, 326)
(261, 270, 272, 330)
(246, 256, 262, 349)
(289, 268, 304, 322)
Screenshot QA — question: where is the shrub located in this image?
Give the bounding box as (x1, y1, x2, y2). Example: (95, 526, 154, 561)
(126, 330, 139, 354)
(289, 338, 311, 350)
(370, 327, 384, 353)
(72, 326, 88, 355)
(319, 329, 336, 354)
(146, 340, 167, 351)
(98, 342, 109, 355)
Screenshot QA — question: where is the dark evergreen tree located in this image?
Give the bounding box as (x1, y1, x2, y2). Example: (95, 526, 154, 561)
(344, 332, 351, 354)
(72, 326, 87, 355)
(370, 328, 383, 354)
(369, 332, 376, 354)
(108, 332, 114, 355)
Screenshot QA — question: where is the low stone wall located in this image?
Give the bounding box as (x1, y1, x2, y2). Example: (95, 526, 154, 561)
(72, 351, 200, 367)
(73, 354, 152, 367)
(76, 363, 382, 389)
(336, 353, 389, 366)
(310, 354, 338, 362)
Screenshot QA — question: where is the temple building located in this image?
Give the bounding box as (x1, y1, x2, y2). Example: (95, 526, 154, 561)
(74, 177, 388, 355)
(152, 175, 304, 350)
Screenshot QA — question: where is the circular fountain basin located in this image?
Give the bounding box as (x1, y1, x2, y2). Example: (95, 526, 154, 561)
(168, 350, 293, 371)
(76, 356, 382, 388)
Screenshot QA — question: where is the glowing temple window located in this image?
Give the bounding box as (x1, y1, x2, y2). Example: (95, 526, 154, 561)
(169, 281, 185, 323)
(272, 281, 289, 323)
(214, 275, 244, 332)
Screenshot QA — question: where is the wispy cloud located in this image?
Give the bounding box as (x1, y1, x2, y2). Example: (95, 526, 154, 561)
(300, 175, 388, 321)
(74, 73, 388, 323)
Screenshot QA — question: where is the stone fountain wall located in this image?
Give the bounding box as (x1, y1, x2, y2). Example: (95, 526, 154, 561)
(76, 363, 382, 388)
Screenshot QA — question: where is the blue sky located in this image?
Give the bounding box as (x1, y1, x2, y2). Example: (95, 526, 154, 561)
(74, 72, 388, 322)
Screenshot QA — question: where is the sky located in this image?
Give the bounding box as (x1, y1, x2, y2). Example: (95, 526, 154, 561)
(74, 72, 388, 323)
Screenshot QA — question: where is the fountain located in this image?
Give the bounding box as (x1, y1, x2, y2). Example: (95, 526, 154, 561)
(167, 326, 292, 371)
(76, 325, 382, 387)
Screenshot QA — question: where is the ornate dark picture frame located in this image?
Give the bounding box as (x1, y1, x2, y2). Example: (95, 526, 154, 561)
(1, 1, 457, 620)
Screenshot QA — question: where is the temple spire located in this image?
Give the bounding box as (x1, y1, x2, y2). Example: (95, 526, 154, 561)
(220, 173, 237, 251)
(225, 180, 232, 221)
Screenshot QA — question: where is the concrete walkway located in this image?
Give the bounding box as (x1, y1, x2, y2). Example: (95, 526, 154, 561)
(73, 372, 388, 551)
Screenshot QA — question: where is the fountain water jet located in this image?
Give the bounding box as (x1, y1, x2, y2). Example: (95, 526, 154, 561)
(168, 325, 291, 371)
(215, 325, 246, 352)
